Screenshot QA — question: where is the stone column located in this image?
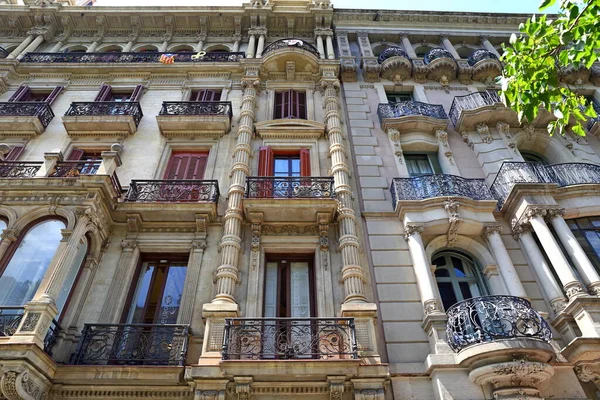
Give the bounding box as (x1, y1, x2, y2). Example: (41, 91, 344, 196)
(16, 34, 44, 60)
(482, 224, 528, 299)
(326, 34, 335, 59)
(514, 224, 568, 314)
(0, 228, 19, 262)
(98, 240, 140, 323)
(159, 41, 169, 52)
(195, 38, 205, 52)
(246, 34, 256, 58)
(6, 35, 34, 59)
(321, 78, 367, 304)
(316, 35, 325, 59)
(480, 35, 501, 57)
(232, 38, 240, 52)
(87, 41, 99, 52)
(123, 41, 134, 52)
(399, 33, 418, 59)
(439, 33, 460, 59)
(177, 240, 206, 324)
(255, 34, 265, 58)
(548, 211, 600, 295)
(526, 207, 587, 299)
(50, 41, 64, 53)
(404, 224, 444, 314)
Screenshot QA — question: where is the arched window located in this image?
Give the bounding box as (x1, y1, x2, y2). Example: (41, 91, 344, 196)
(433, 252, 487, 310)
(521, 150, 548, 165)
(0, 219, 66, 306)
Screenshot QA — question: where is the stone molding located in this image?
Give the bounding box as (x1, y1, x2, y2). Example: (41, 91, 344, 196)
(0, 371, 49, 400)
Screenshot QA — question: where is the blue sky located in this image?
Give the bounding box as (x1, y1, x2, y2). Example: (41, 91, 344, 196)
(95, 0, 561, 13)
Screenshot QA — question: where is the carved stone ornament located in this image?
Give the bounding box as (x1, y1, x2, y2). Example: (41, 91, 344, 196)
(424, 298, 444, 315)
(19, 312, 40, 332)
(340, 58, 358, 82)
(511, 221, 533, 241)
(482, 223, 503, 239)
(120, 239, 137, 250)
(564, 281, 587, 299)
(196, 390, 222, 400)
(0, 229, 19, 242)
(329, 381, 344, 400)
(355, 388, 385, 400)
(588, 282, 600, 297)
(575, 363, 600, 388)
(262, 224, 319, 236)
(0, 370, 48, 400)
(550, 297, 567, 314)
(403, 224, 424, 240)
(477, 123, 492, 144)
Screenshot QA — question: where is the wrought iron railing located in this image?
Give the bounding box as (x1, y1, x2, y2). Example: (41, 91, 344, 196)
(378, 46, 411, 64)
(245, 176, 335, 199)
(0, 46, 8, 59)
(159, 101, 232, 119)
(20, 52, 245, 64)
(377, 101, 448, 123)
(467, 49, 499, 66)
(448, 90, 502, 128)
(222, 318, 358, 360)
(545, 162, 600, 187)
(0, 102, 55, 129)
(0, 307, 59, 355)
(70, 323, 189, 366)
(446, 296, 552, 353)
(423, 48, 455, 64)
(262, 38, 320, 58)
(50, 160, 101, 177)
(390, 175, 495, 206)
(125, 180, 220, 203)
(0, 161, 43, 178)
(64, 101, 143, 127)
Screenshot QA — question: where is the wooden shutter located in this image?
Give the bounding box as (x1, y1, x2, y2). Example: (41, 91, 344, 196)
(94, 84, 112, 102)
(44, 86, 64, 105)
(67, 148, 85, 161)
(282, 90, 292, 118)
(299, 149, 311, 177)
(202, 90, 220, 101)
(258, 146, 274, 176)
(164, 153, 208, 180)
(5, 146, 24, 161)
(274, 92, 283, 119)
(129, 85, 144, 102)
(296, 91, 307, 119)
(8, 85, 31, 102)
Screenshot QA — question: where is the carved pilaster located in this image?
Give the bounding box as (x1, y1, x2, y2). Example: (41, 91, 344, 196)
(436, 129, 454, 165)
(444, 197, 462, 248)
(387, 128, 403, 163)
(477, 123, 492, 144)
(234, 377, 252, 400)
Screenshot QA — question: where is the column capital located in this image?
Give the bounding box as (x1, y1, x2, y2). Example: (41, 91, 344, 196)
(482, 223, 503, 239)
(423, 298, 444, 315)
(0, 228, 20, 242)
(404, 223, 424, 240)
(319, 78, 340, 92)
(511, 221, 533, 240)
(120, 239, 137, 250)
(546, 207, 566, 220)
(479, 34, 491, 42)
(575, 363, 600, 387)
(439, 33, 450, 40)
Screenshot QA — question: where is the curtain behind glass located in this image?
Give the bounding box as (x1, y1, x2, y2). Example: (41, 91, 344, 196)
(0, 220, 65, 306)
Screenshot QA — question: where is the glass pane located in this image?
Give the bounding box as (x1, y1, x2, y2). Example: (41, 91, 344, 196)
(0, 220, 6, 236)
(576, 218, 592, 229)
(55, 236, 88, 315)
(129, 265, 155, 323)
(264, 262, 278, 318)
(590, 217, 600, 228)
(459, 282, 472, 300)
(433, 256, 444, 266)
(437, 282, 457, 310)
(291, 159, 300, 176)
(0, 220, 65, 306)
(156, 266, 186, 324)
(452, 257, 467, 277)
(290, 262, 310, 318)
(584, 231, 600, 265)
(435, 268, 450, 277)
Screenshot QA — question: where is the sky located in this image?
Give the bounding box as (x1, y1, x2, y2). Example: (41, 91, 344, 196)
(93, 0, 561, 14)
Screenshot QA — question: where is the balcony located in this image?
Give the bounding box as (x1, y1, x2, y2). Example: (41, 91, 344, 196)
(0, 306, 59, 356)
(222, 318, 357, 360)
(62, 101, 143, 137)
(70, 323, 189, 366)
(377, 101, 448, 133)
(490, 162, 600, 209)
(446, 296, 552, 353)
(156, 101, 232, 138)
(0, 102, 55, 137)
(125, 179, 220, 203)
(378, 46, 412, 82)
(20, 52, 245, 64)
(449, 91, 516, 133)
(390, 175, 495, 208)
(423, 48, 457, 82)
(467, 50, 502, 84)
(262, 39, 320, 59)
(0, 161, 43, 178)
(49, 160, 101, 177)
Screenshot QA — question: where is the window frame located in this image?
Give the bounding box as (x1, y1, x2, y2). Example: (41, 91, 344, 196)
(433, 251, 489, 310)
(274, 89, 307, 120)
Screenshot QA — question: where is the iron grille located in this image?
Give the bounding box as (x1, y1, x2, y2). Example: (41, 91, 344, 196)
(159, 101, 232, 118)
(262, 39, 320, 58)
(0, 102, 55, 129)
(125, 180, 220, 203)
(448, 90, 501, 128)
(245, 176, 335, 199)
(20, 52, 245, 64)
(467, 49, 499, 66)
(377, 101, 448, 123)
(64, 101, 143, 127)
(0, 162, 43, 178)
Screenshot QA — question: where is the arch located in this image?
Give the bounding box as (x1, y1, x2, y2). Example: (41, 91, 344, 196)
(414, 44, 434, 58)
(14, 206, 76, 232)
(520, 150, 548, 164)
(98, 45, 123, 53)
(372, 42, 404, 57)
(0, 205, 18, 229)
(512, 129, 574, 164)
(63, 45, 88, 52)
(456, 45, 477, 59)
(205, 44, 232, 53)
(82, 224, 103, 260)
(425, 234, 496, 267)
(134, 45, 159, 53)
(168, 44, 194, 52)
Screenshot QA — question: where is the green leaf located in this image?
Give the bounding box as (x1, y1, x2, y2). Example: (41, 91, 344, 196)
(572, 125, 585, 136)
(554, 108, 564, 119)
(539, 0, 556, 10)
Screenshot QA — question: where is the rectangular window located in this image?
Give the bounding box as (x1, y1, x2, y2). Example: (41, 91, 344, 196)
(95, 84, 144, 102)
(4, 146, 25, 161)
(257, 147, 310, 177)
(190, 89, 221, 102)
(264, 256, 314, 318)
(164, 152, 208, 180)
(387, 92, 413, 103)
(405, 153, 441, 177)
(274, 90, 307, 120)
(8, 85, 63, 104)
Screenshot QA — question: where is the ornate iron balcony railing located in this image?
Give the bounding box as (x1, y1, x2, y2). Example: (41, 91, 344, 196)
(390, 175, 495, 206)
(262, 38, 320, 58)
(423, 48, 455, 64)
(448, 90, 501, 128)
(64, 101, 143, 127)
(446, 296, 552, 353)
(20, 52, 245, 64)
(50, 160, 101, 177)
(126, 179, 220, 203)
(0, 161, 43, 178)
(0, 102, 55, 129)
(222, 318, 358, 360)
(0, 46, 8, 58)
(467, 49, 499, 66)
(70, 323, 189, 366)
(245, 176, 335, 199)
(159, 101, 232, 119)
(378, 46, 411, 64)
(377, 101, 448, 123)
(545, 162, 600, 187)
(0, 307, 59, 355)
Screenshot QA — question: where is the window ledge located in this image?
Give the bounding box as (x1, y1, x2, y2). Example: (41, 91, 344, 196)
(255, 118, 326, 140)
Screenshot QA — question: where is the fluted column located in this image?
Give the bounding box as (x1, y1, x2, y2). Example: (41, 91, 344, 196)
(482, 224, 528, 299)
(0, 229, 19, 263)
(255, 34, 265, 58)
(6, 35, 34, 59)
(326, 35, 335, 59)
(212, 75, 259, 304)
(526, 207, 587, 299)
(514, 224, 568, 314)
(16, 34, 44, 60)
(480, 35, 501, 57)
(548, 210, 600, 295)
(316, 35, 325, 59)
(405, 224, 444, 314)
(321, 79, 366, 303)
(247, 34, 256, 58)
(399, 33, 417, 59)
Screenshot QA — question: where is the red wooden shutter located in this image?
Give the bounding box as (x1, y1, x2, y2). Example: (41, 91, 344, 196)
(94, 84, 112, 101)
(299, 149, 311, 177)
(44, 86, 64, 105)
(67, 148, 85, 160)
(184, 154, 207, 179)
(164, 153, 208, 180)
(258, 146, 274, 176)
(8, 85, 31, 102)
(5, 146, 24, 161)
(164, 154, 187, 179)
(274, 92, 283, 119)
(129, 85, 144, 102)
